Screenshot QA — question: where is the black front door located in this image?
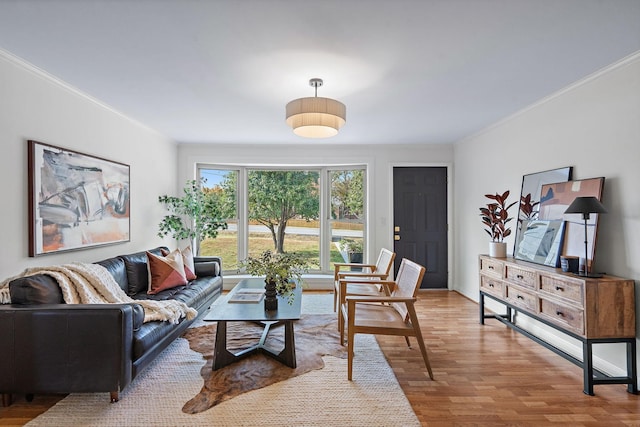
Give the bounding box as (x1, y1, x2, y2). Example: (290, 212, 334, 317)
(393, 167, 448, 288)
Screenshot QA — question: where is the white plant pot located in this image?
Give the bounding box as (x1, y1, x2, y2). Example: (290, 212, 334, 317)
(489, 242, 507, 258)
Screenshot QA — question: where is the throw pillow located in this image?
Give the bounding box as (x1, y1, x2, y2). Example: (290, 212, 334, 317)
(159, 246, 197, 281)
(147, 250, 188, 294)
(181, 245, 197, 281)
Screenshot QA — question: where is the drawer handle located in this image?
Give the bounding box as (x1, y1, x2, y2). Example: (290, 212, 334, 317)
(488, 266, 494, 270)
(516, 274, 524, 279)
(517, 295, 524, 300)
(555, 286, 564, 291)
(556, 311, 565, 317)
(488, 283, 494, 288)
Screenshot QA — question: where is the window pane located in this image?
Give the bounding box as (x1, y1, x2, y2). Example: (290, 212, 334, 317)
(329, 169, 365, 271)
(198, 168, 239, 271)
(247, 169, 320, 270)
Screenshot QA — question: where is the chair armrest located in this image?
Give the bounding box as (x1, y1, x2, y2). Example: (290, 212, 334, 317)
(339, 278, 395, 285)
(337, 272, 388, 280)
(345, 296, 416, 304)
(334, 262, 376, 268)
(333, 263, 376, 279)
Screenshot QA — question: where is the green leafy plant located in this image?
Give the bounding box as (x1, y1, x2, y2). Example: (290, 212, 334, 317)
(241, 250, 308, 304)
(158, 179, 227, 253)
(340, 238, 363, 254)
(479, 190, 517, 242)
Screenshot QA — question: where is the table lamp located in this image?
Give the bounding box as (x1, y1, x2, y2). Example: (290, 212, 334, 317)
(564, 196, 607, 278)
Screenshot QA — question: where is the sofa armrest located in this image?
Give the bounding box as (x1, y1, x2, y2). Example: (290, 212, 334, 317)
(0, 304, 137, 394)
(193, 256, 222, 278)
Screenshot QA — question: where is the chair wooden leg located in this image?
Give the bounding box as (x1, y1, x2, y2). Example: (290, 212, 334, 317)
(408, 305, 434, 380)
(404, 336, 411, 347)
(339, 303, 346, 340)
(347, 302, 355, 380)
(333, 286, 338, 312)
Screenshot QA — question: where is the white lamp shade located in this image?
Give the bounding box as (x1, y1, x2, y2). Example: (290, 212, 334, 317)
(286, 96, 346, 138)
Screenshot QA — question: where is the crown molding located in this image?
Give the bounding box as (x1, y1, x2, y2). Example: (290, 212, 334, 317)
(0, 47, 168, 139)
(457, 50, 640, 145)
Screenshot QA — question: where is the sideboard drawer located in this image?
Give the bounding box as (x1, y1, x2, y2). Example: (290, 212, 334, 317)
(480, 258, 503, 279)
(539, 275, 584, 307)
(505, 265, 536, 289)
(480, 275, 504, 298)
(505, 285, 537, 312)
(539, 297, 584, 335)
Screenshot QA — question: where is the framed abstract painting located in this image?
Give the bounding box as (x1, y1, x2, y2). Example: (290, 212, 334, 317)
(538, 177, 605, 272)
(28, 140, 130, 256)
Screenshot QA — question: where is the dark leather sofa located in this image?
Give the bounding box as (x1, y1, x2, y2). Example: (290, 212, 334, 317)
(0, 247, 223, 405)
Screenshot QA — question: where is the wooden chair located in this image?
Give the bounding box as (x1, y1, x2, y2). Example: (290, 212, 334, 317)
(333, 248, 396, 312)
(341, 258, 434, 381)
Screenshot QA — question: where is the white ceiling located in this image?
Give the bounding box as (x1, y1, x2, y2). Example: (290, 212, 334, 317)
(1, 0, 639, 145)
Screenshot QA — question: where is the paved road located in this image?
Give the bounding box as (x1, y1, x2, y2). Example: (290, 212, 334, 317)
(226, 223, 361, 238)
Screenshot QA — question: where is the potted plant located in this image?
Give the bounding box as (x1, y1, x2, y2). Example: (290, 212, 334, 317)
(479, 190, 516, 258)
(241, 250, 308, 308)
(340, 238, 364, 270)
(157, 178, 227, 255)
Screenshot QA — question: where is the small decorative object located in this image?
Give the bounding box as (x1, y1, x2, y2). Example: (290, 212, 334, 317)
(563, 196, 608, 278)
(28, 140, 130, 256)
(158, 178, 227, 255)
(241, 250, 308, 308)
(560, 255, 579, 273)
(479, 190, 517, 258)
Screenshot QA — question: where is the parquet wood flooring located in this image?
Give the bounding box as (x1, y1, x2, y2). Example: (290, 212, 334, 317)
(1, 290, 638, 426)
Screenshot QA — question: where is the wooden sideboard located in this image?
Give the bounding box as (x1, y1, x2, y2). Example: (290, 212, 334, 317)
(478, 255, 637, 395)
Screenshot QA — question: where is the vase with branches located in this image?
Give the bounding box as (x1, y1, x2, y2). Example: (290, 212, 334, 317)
(241, 250, 308, 307)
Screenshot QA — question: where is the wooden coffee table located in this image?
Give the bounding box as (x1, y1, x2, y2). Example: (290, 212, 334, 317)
(203, 278, 302, 370)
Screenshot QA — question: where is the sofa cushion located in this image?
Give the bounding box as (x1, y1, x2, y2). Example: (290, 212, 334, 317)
(194, 259, 220, 277)
(9, 274, 64, 304)
(120, 247, 167, 296)
(147, 250, 188, 295)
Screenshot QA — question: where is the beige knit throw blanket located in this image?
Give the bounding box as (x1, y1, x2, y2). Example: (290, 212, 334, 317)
(0, 262, 197, 324)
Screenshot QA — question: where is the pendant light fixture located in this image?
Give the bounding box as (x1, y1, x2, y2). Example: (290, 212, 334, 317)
(285, 78, 346, 138)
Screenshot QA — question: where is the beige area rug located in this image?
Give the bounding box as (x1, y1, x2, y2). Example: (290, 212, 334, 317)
(26, 294, 420, 427)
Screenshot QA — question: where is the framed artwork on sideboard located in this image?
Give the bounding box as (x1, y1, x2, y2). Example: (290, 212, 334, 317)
(513, 167, 572, 257)
(28, 140, 130, 256)
(538, 177, 605, 272)
(514, 219, 565, 267)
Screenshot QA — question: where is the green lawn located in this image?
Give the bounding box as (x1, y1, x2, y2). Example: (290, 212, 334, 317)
(199, 231, 346, 272)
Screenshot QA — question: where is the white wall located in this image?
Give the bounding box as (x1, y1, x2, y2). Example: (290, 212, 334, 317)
(453, 52, 640, 386)
(0, 50, 177, 278)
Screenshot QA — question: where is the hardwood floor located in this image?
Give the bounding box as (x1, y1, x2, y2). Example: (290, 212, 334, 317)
(376, 290, 640, 426)
(1, 290, 638, 426)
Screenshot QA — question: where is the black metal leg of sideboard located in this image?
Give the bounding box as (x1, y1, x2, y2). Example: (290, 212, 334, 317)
(627, 339, 638, 394)
(583, 340, 594, 396)
(479, 292, 485, 325)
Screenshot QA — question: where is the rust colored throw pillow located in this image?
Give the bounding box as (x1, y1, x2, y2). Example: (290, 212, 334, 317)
(181, 245, 197, 281)
(147, 250, 188, 294)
